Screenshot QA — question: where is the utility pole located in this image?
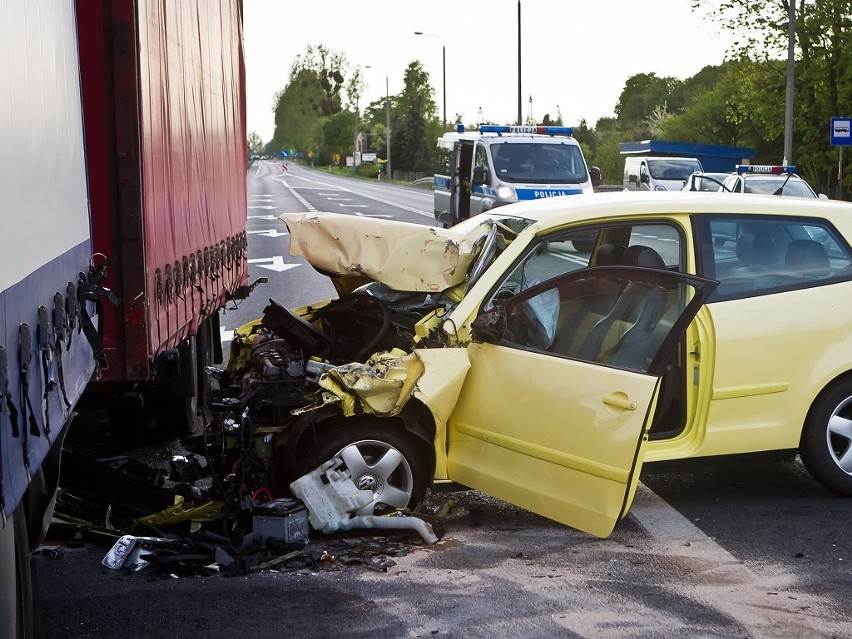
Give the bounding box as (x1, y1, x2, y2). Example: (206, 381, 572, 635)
(517, 0, 522, 126)
(783, 2, 795, 165)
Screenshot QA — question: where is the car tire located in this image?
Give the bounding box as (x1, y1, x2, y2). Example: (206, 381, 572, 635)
(298, 418, 430, 515)
(800, 380, 852, 495)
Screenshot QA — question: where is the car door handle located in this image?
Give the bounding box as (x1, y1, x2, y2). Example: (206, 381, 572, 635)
(602, 393, 637, 410)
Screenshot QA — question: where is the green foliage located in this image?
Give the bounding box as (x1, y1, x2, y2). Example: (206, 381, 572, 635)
(321, 110, 356, 160)
(392, 61, 439, 173)
(247, 131, 264, 156)
(615, 73, 685, 139)
(270, 45, 349, 156)
(692, 0, 852, 196)
(587, 117, 627, 186)
(355, 163, 380, 179)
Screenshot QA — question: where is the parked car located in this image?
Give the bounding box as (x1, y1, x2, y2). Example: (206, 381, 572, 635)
(203, 192, 852, 539)
(721, 165, 827, 198)
(682, 171, 730, 192)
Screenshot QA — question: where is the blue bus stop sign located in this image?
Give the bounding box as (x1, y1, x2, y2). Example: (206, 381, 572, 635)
(831, 118, 851, 146)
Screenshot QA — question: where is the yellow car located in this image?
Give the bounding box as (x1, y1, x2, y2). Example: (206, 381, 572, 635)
(207, 191, 852, 538)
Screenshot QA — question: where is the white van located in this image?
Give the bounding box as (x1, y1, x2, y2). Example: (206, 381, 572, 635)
(623, 156, 703, 192)
(433, 125, 600, 227)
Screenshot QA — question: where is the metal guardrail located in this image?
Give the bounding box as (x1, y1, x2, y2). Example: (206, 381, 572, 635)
(412, 177, 434, 188)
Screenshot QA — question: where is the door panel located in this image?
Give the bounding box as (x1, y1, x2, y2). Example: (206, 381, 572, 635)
(448, 344, 659, 537)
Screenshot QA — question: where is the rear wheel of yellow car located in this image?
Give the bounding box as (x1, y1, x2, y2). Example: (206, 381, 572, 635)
(298, 419, 430, 516)
(800, 381, 852, 495)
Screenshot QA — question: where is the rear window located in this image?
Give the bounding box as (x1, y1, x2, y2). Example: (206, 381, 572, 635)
(698, 215, 852, 300)
(743, 178, 816, 198)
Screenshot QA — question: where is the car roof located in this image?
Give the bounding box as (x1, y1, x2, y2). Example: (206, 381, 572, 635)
(493, 191, 852, 230)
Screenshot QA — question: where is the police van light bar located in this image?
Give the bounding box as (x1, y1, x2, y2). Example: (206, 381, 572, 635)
(478, 125, 573, 136)
(736, 164, 797, 175)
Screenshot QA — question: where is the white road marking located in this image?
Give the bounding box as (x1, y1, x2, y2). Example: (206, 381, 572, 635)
(627, 482, 843, 638)
(248, 256, 300, 272)
(247, 229, 288, 237)
(281, 173, 433, 218)
(247, 215, 277, 220)
(247, 205, 277, 209)
(630, 483, 736, 563)
(271, 174, 316, 211)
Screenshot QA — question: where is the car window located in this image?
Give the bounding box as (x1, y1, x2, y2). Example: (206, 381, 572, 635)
(743, 178, 816, 198)
(474, 142, 489, 172)
(698, 215, 852, 300)
(497, 269, 709, 374)
(486, 222, 684, 308)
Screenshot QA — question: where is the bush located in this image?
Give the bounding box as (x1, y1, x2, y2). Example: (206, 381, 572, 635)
(356, 163, 380, 179)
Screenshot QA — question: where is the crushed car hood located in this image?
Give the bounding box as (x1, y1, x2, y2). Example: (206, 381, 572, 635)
(279, 211, 494, 292)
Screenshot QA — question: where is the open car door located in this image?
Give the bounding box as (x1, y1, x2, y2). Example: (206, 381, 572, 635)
(445, 266, 716, 537)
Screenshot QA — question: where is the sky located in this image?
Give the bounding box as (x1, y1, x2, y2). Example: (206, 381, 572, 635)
(243, 0, 737, 143)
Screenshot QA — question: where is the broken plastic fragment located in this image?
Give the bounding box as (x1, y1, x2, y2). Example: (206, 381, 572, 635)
(290, 458, 438, 544)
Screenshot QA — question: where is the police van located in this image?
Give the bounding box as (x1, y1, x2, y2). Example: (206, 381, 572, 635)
(433, 125, 600, 227)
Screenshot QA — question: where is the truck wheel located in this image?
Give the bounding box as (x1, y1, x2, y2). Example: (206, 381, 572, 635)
(0, 505, 34, 639)
(800, 380, 852, 495)
(297, 418, 431, 516)
(151, 322, 213, 437)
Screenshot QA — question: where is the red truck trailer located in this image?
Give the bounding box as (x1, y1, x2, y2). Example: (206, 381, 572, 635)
(1, 2, 248, 635)
(75, 0, 250, 433)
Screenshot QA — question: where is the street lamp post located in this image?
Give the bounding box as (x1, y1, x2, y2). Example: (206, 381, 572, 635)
(414, 31, 446, 129)
(366, 65, 392, 180)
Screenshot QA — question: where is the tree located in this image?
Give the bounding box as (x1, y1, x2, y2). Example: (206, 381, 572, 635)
(270, 45, 350, 157)
(392, 61, 439, 174)
(614, 73, 684, 139)
(666, 59, 788, 163)
(247, 131, 264, 157)
(321, 110, 356, 164)
(586, 117, 625, 187)
(695, 0, 852, 196)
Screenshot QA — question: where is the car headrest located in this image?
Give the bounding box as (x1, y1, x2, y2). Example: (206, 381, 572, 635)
(736, 231, 778, 266)
(622, 245, 665, 269)
(594, 243, 626, 266)
(785, 239, 829, 277)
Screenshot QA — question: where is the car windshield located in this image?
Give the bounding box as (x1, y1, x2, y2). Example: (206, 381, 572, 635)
(491, 142, 587, 184)
(647, 159, 703, 181)
(744, 178, 816, 198)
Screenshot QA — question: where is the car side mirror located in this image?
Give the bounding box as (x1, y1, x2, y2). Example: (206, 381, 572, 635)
(470, 305, 506, 343)
(640, 173, 650, 184)
(818, 193, 829, 200)
(472, 165, 489, 185)
(590, 166, 602, 188)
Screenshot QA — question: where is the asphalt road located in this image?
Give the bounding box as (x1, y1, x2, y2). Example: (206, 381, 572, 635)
(38, 162, 852, 639)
